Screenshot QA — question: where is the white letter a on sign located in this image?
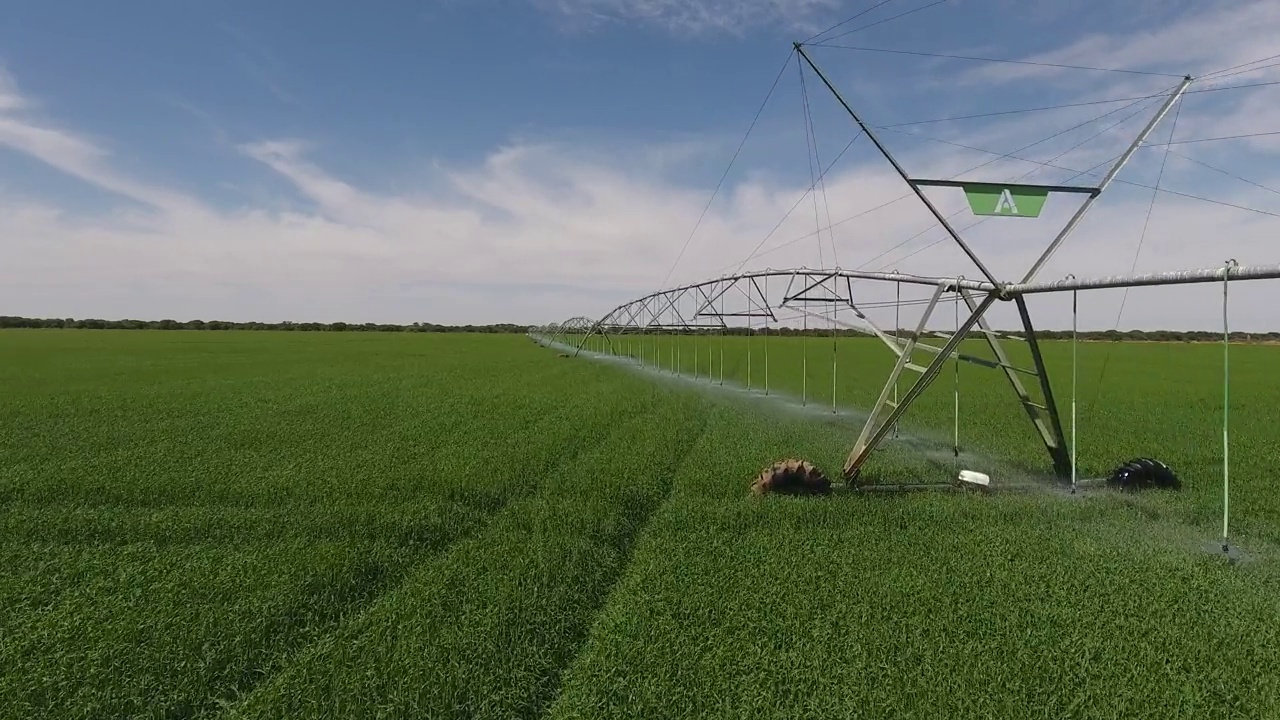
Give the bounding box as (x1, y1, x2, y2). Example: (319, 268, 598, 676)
(994, 188, 1019, 215)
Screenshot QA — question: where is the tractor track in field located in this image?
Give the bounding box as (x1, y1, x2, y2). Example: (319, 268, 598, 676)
(218, 389, 672, 719)
(532, 401, 714, 720)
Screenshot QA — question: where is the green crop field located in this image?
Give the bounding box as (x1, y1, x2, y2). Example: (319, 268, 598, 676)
(3, 329, 1279, 719)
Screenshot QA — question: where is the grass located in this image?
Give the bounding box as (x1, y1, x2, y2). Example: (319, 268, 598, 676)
(2, 329, 1279, 718)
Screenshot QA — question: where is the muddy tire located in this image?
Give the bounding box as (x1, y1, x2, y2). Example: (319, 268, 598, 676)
(751, 459, 832, 496)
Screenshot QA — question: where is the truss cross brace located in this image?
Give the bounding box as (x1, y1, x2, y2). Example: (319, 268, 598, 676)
(847, 281, 952, 476)
(844, 287, 998, 482)
(960, 289, 1071, 478)
(842, 283, 1075, 483)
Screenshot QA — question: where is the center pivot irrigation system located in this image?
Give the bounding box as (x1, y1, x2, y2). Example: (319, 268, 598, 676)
(530, 41, 1280, 550)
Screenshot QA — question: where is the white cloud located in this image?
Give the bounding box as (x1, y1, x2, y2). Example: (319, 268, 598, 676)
(949, 0, 1280, 154)
(3, 2, 1280, 331)
(529, 0, 843, 35)
(220, 23, 296, 104)
(0, 69, 200, 213)
(960, 0, 1280, 85)
(0, 67, 28, 112)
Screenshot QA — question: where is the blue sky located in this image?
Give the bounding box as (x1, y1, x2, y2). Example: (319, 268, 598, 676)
(2, 0, 1279, 329)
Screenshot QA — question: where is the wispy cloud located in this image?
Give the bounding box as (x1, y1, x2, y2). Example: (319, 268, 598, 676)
(220, 22, 296, 103)
(530, 0, 844, 35)
(0, 69, 198, 212)
(0, 67, 29, 112)
(901, 0, 1280, 162)
(960, 0, 1280, 84)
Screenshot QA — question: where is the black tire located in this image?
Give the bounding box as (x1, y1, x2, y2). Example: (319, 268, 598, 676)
(1107, 457, 1180, 491)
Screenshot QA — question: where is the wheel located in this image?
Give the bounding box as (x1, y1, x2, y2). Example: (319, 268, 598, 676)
(751, 459, 832, 496)
(1106, 457, 1180, 491)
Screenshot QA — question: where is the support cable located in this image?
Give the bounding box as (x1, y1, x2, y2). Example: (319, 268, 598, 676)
(866, 99, 1159, 272)
(732, 132, 864, 274)
(799, 55, 827, 270)
(737, 92, 1161, 273)
(873, 123, 1280, 220)
(809, 44, 1185, 77)
(881, 79, 1280, 130)
(799, 58, 842, 267)
(796, 44, 1001, 287)
(1091, 98, 1183, 410)
(659, 48, 794, 289)
(1166, 149, 1280, 198)
(1147, 129, 1280, 147)
(1203, 59, 1280, 83)
(803, 0, 900, 44)
(1201, 52, 1280, 80)
(813, 46, 1275, 133)
(1113, 97, 1183, 331)
(815, 0, 948, 46)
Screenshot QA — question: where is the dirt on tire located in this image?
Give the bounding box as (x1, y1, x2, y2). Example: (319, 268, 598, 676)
(751, 459, 832, 496)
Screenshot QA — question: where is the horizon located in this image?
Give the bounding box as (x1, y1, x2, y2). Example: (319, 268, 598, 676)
(5, 313, 1279, 338)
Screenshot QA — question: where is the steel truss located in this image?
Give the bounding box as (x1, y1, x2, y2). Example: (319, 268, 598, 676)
(530, 43, 1280, 488)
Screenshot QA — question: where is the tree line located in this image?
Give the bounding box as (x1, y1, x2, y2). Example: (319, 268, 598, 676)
(2, 315, 1275, 342)
(0, 316, 527, 333)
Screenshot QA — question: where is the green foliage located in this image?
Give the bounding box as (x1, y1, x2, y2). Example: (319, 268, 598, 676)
(3, 330, 1279, 719)
(0, 332, 674, 717)
(550, 496, 1280, 719)
(0, 316, 528, 333)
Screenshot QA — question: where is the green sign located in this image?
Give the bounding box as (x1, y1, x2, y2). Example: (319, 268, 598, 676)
(963, 183, 1049, 218)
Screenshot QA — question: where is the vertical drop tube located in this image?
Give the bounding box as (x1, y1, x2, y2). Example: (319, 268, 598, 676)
(1071, 286, 1078, 493)
(893, 278, 901, 438)
(1223, 259, 1235, 554)
(764, 276, 770, 396)
(831, 278, 838, 415)
(802, 311, 808, 407)
(953, 290, 960, 459)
